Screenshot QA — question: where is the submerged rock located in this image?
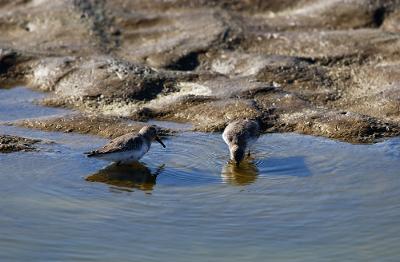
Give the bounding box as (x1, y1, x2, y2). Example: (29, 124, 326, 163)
(0, 134, 40, 153)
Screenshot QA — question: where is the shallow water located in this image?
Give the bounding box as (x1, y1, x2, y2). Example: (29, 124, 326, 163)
(1, 88, 400, 261)
(0, 86, 68, 122)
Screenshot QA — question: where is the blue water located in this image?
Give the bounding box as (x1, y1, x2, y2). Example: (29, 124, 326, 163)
(0, 86, 67, 122)
(1, 87, 400, 261)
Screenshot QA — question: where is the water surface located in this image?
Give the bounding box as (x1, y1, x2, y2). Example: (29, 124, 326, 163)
(0, 86, 68, 122)
(1, 87, 400, 261)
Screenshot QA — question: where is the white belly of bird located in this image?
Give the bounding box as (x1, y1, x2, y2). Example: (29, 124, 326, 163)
(222, 132, 230, 146)
(96, 145, 150, 163)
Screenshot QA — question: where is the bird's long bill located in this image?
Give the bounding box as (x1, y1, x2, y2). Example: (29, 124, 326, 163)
(155, 136, 166, 148)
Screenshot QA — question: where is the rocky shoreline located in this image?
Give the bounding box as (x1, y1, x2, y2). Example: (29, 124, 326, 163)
(1, 0, 400, 143)
(0, 134, 40, 153)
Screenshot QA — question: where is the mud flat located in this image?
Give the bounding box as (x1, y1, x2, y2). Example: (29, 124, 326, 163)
(1, 0, 400, 143)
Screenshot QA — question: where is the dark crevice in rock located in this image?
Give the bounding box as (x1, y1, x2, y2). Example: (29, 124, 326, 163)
(0, 51, 18, 74)
(165, 52, 200, 71)
(0, 49, 36, 87)
(131, 79, 166, 101)
(373, 7, 386, 27)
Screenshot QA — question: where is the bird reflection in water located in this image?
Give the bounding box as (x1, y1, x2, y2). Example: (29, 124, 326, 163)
(86, 162, 165, 191)
(221, 159, 259, 186)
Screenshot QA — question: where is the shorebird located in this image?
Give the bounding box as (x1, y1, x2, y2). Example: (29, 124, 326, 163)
(222, 119, 260, 165)
(85, 126, 166, 165)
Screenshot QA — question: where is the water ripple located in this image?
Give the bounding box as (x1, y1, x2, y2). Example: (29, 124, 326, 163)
(3, 87, 400, 261)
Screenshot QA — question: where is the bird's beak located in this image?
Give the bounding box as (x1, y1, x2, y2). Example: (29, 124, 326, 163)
(155, 136, 166, 148)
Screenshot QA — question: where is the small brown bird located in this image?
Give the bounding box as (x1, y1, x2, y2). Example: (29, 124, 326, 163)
(85, 126, 166, 165)
(222, 119, 260, 165)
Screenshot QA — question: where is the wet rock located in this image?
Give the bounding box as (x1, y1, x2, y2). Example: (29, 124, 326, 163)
(0, 134, 40, 153)
(37, 76, 269, 121)
(254, 91, 310, 115)
(158, 98, 261, 132)
(13, 114, 172, 139)
(254, 59, 338, 105)
(274, 109, 400, 144)
(332, 62, 400, 123)
(252, 90, 400, 143)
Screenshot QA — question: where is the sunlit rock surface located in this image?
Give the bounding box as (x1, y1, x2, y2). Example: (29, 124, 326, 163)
(13, 114, 172, 139)
(1, 0, 400, 143)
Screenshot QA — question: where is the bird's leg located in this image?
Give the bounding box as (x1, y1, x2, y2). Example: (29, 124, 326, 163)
(153, 164, 166, 178)
(247, 150, 251, 157)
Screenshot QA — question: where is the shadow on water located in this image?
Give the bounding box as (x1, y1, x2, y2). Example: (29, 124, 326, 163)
(86, 162, 165, 192)
(221, 159, 259, 186)
(258, 156, 312, 178)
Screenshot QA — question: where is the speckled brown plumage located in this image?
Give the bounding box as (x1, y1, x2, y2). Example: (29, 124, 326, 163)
(222, 119, 260, 164)
(85, 126, 165, 164)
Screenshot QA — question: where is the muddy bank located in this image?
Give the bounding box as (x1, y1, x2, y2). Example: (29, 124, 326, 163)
(0, 134, 40, 153)
(13, 114, 172, 139)
(1, 0, 400, 143)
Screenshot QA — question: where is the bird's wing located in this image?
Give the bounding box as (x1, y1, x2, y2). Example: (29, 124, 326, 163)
(223, 120, 260, 146)
(86, 133, 143, 156)
(224, 123, 247, 146)
(244, 120, 260, 139)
